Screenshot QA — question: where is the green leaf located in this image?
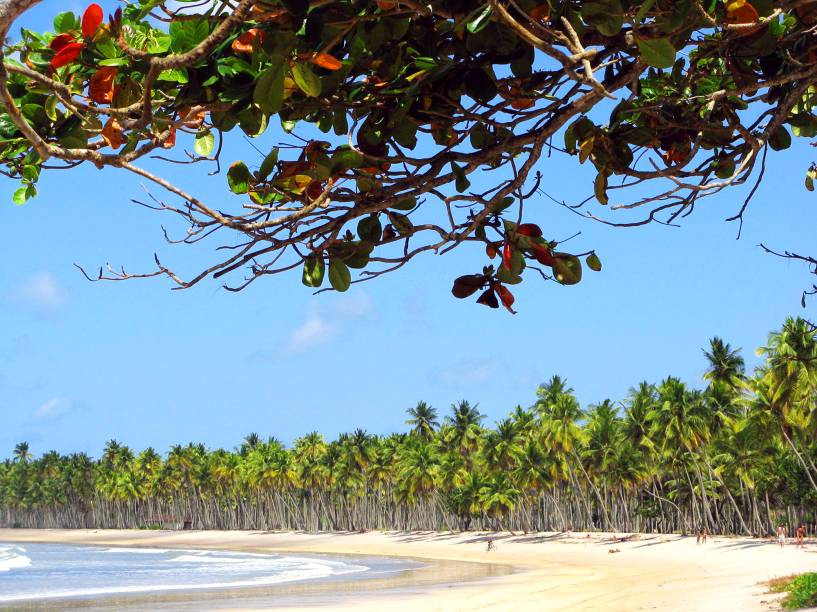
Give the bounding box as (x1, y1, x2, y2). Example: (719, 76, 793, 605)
(509, 248, 525, 276)
(257, 148, 279, 182)
(21, 164, 39, 183)
(634, 0, 657, 24)
(635, 36, 676, 68)
(53, 12, 78, 33)
(194, 130, 215, 157)
(330, 149, 364, 173)
(586, 253, 602, 271)
(496, 265, 523, 285)
(227, 161, 252, 194)
(594, 173, 608, 205)
(291, 63, 322, 97)
(98, 57, 130, 67)
(329, 258, 351, 291)
(392, 196, 417, 211)
(254, 62, 285, 115)
(169, 19, 210, 53)
(157, 68, 189, 84)
(552, 253, 583, 285)
(451, 162, 471, 192)
(388, 211, 414, 235)
(302, 254, 325, 288)
(357, 215, 382, 242)
(465, 68, 497, 104)
(714, 155, 735, 179)
(12, 186, 27, 205)
(466, 5, 493, 34)
(492, 196, 515, 212)
(769, 126, 791, 151)
(583, 0, 623, 37)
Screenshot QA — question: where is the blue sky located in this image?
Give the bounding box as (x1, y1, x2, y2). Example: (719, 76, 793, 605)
(2, 3, 816, 456)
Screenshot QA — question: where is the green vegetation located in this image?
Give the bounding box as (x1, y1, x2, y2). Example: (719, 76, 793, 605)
(770, 573, 817, 610)
(2, 317, 817, 533)
(1, 1, 816, 301)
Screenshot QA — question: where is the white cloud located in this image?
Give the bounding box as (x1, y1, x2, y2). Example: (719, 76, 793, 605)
(285, 290, 373, 354)
(34, 397, 72, 419)
(431, 359, 501, 387)
(332, 292, 374, 318)
(16, 272, 68, 310)
(289, 316, 337, 353)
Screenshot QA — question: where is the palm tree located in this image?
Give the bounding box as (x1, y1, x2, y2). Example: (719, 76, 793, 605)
(480, 474, 519, 531)
(406, 401, 439, 439)
(13, 442, 31, 463)
(703, 337, 745, 388)
(444, 400, 484, 462)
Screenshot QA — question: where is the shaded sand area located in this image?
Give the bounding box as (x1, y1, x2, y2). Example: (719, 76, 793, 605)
(2, 529, 816, 610)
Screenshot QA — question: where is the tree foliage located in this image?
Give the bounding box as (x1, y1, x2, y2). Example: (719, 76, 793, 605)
(3, 318, 817, 534)
(0, 0, 815, 308)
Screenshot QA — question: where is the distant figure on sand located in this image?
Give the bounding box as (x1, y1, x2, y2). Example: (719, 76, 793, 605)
(778, 525, 787, 548)
(797, 525, 805, 549)
(697, 528, 702, 544)
(702, 527, 708, 544)
(486, 537, 496, 552)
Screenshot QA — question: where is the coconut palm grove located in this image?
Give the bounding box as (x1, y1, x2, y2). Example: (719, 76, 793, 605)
(2, 317, 816, 536)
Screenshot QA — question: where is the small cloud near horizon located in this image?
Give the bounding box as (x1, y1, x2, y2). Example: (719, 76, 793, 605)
(16, 272, 68, 310)
(430, 358, 501, 387)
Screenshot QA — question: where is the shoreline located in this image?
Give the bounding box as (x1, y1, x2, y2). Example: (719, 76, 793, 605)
(2, 529, 816, 610)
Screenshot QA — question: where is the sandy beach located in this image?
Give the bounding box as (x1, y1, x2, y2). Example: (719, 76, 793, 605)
(2, 528, 816, 610)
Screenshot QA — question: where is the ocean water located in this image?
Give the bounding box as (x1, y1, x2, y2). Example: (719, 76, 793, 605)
(0, 541, 419, 604)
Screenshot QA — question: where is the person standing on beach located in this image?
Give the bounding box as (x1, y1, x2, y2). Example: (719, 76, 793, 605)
(796, 525, 805, 549)
(778, 525, 787, 548)
(702, 527, 708, 544)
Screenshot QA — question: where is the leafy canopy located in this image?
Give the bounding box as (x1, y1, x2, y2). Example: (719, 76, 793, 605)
(0, 0, 815, 309)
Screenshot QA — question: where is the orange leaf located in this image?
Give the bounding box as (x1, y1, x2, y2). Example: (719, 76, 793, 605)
(529, 4, 549, 23)
(82, 3, 104, 39)
(163, 125, 177, 149)
(50, 42, 83, 69)
(310, 52, 343, 71)
(231, 28, 265, 55)
(377, 0, 397, 8)
(101, 118, 123, 149)
(179, 107, 206, 128)
(88, 66, 117, 104)
(726, 2, 761, 36)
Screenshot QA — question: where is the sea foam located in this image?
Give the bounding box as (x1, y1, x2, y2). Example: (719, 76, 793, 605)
(0, 545, 31, 572)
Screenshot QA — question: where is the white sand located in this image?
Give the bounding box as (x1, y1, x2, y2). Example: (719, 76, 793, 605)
(1, 528, 815, 610)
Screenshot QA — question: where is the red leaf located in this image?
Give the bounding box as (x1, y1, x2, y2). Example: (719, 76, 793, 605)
(533, 244, 555, 267)
(50, 42, 84, 69)
(49, 33, 77, 53)
(82, 3, 104, 39)
(517, 223, 542, 238)
(496, 284, 517, 314)
(502, 242, 512, 271)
